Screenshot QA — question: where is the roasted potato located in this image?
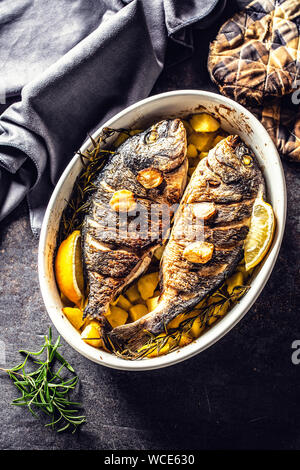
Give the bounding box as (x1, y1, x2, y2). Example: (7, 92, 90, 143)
(129, 304, 148, 322)
(81, 321, 102, 348)
(190, 113, 220, 133)
(146, 296, 159, 312)
(125, 284, 141, 303)
(105, 305, 128, 328)
(62, 307, 84, 330)
(137, 272, 159, 300)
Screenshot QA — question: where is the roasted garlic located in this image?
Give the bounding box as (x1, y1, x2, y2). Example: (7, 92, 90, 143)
(137, 168, 164, 189)
(183, 241, 214, 264)
(191, 202, 216, 220)
(109, 190, 137, 212)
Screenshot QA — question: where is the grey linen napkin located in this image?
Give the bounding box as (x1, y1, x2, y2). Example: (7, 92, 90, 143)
(0, 0, 223, 235)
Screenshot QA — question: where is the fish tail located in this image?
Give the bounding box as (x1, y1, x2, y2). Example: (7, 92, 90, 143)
(108, 297, 197, 352)
(109, 321, 150, 353)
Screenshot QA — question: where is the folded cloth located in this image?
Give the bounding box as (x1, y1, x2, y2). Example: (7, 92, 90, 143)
(208, 0, 300, 163)
(0, 0, 222, 234)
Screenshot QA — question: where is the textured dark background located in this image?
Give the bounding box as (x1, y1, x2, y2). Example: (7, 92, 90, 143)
(0, 0, 300, 450)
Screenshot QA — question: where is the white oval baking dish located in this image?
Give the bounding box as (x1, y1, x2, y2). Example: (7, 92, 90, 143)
(38, 90, 286, 371)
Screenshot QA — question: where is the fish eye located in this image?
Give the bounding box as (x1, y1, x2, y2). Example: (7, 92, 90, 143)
(145, 130, 159, 144)
(242, 155, 252, 166)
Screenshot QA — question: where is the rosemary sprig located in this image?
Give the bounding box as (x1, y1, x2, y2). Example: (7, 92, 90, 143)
(0, 328, 86, 433)
(114, 284, 250, 360)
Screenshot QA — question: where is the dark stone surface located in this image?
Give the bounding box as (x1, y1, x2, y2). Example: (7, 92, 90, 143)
(0, 1, 300, 450)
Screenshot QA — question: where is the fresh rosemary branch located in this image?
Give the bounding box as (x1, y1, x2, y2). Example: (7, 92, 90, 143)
(0, 328, 86, 433)
(59, 127, 127, 242)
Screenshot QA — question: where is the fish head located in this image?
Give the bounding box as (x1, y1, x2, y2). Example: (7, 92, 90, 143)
(208, 135, 264, 188)
(144, 119, 187, 172)
(120, 119, 187, 173)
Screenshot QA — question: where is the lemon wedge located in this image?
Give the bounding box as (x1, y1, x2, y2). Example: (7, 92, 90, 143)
(244, 198, 275, 271)
(55, 230, 84, 306)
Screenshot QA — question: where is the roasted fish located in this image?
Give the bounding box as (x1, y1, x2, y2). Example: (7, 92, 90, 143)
(82, 119, 188, 320)
(109, 135, 266, 351)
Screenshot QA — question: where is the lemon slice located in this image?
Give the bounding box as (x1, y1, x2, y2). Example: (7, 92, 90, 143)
(244, 198, 275, 271)
(55, 230, 84, 306)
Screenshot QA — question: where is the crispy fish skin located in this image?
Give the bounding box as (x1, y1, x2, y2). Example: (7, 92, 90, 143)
(82, 119, 187, 320)
(109, 135, 266, 351)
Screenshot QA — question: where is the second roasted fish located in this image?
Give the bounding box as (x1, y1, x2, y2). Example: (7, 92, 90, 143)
(109, 135, 266, 351)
